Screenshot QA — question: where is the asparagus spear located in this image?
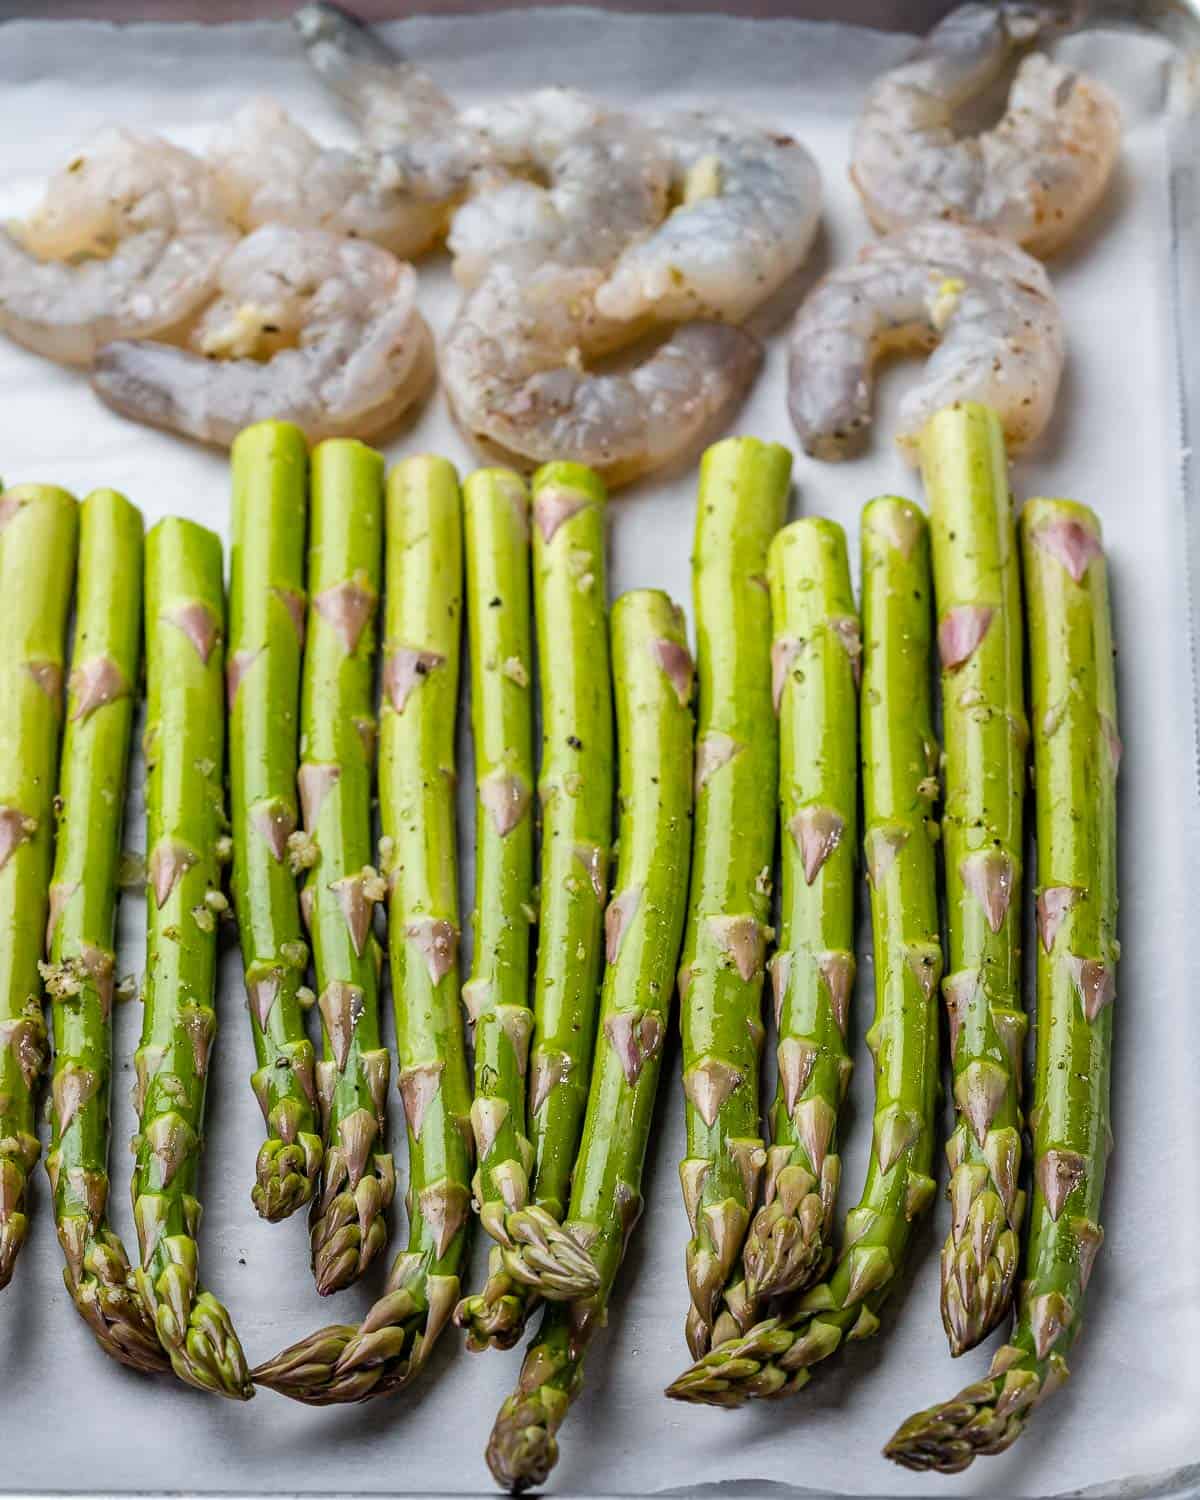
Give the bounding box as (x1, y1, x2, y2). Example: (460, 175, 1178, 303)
(300, 439, 394, 1295)
(488, 588, 695, 1491)
(926, 402, 1028, 1355)
(0, 484, 77, 1289)
(678, 436, 790, 1358)
(454, 469, 543, 1350)
(255, 457, 475, 1402)
(886, 497, 1118, 1471)
(741, 519, 858, 1303)
(133, 518, 253, 1399)
(44, 490, 164, 1371)
(668, 495, 942, 1405)
(457, 461, 613, 1349)
(228, 420, 322, 1223)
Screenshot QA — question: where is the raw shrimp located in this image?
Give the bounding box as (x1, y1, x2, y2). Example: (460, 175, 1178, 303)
(209, 98, 470, 261)
(441, 261, 762, 486)
(448, 89, 671, 284)
(91, 224, 432, 447)
(851, 4, 1121, 257)
(786, 220, 1064, 460)
(0, 129, 239, 365)
(593, 114, 822, 326)
(211, 5, 487, 260)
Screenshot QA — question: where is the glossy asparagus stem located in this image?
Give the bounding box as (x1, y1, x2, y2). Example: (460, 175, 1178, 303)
(678, 436, 791, 1358)
(44, 490, 163, 1371)
(301, 439, 394, 1295)
(668, 496, 942, 1405)
(0, 484, 78, 1288)
(488, 590, 695, 1491)
(926, 403, 1028, 1355)
(886, 498, 1118, 1471)
(255, 457, 475, 1403)
(228, 420, 322, 1222)
(133, 518, 253, 1399)
(742, 519, 858, 1302)
(453, 469, 546, 1351)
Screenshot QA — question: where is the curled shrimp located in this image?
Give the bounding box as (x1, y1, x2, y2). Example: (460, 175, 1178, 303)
(594, 114, 822, 325)
(211, 5, 486, 260)
(441, 261, 762, 486)
(851, 4, 1120, 257)
(209, 98, 471, 261)
(448, 89, 671, 285)
(91, 224, 432, 447)
(786, 220, 1064, 460)
(0, 129, 239, 366)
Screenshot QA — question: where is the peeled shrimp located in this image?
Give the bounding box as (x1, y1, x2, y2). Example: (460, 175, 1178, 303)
(210, 98, 471, 261)
(441, 261, 762, 485)
(91, 224, 431, 447)
(787, 221, 1064, 460)
(448, 89, 671, 284)
(594, 115, 822, 326)
(851, 4, 1120, 257)
(0, 129, 239, 366)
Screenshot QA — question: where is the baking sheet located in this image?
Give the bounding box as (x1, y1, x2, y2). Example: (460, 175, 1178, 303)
(0, 7, 1197, 1498)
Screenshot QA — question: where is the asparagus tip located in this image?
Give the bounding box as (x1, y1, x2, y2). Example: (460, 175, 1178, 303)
(486, 1396, 559, 1493)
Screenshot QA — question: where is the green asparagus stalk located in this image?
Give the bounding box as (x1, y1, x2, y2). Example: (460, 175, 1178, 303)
(488, 589, 695, 1491)
(255, 456, 475, 1402)
(668, 495, 942, 1405)
(0, 484, 78, 1288)
(300, 439, 394, 1295)
(886, 497, 1117, 1471)
(228, 420, 322, 1223)
(44, 490, 164, 1371)
(678, 436, 790, 1359)
(133, 518, 253, 1399)
(925, 403, 1028, 1355)
(457, 462, 613, 1350)
(741, 519, 858, 1303)
(453, 469, 544, 1351)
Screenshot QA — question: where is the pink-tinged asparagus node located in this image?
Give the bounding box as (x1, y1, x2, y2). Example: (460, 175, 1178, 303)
(228, 421, 323, 1223)
(668, 495, 942, 1406)
(488, 588, 694, 1490)
(0, 484, 78, 1289)
(132, 518, 253, 1398)
(923, 403, 1028, 1356)
(44, 490, 166, 1371)
(741, 518, 858, 1307)
(677, 436, 791, 1358)
(298, 440, 394, 1295)
(886, 496, 1117, 1471)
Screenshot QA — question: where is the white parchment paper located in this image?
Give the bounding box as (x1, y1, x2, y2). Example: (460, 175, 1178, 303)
(0, 9, 1197, 1497)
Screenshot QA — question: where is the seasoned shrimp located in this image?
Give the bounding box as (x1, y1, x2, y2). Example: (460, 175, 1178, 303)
(594, 115, 822, 326)
(0, 129, 239, 366)
(210, 98, 469, 261)
(441, 261, 762, 485)
(210, 6, 487, 259)
(91, 224, 431, 447)
(448, 89, 671, 284)
(851, 4, 1120, 257)
(787, 221, 1064, 460)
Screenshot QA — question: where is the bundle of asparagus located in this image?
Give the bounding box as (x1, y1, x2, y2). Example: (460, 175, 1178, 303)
(488, 587, 694, 1490)
(886, 495, 1117, 1470)
(669, 495, 942, 1404)
(0, 400, 1122, 1490)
